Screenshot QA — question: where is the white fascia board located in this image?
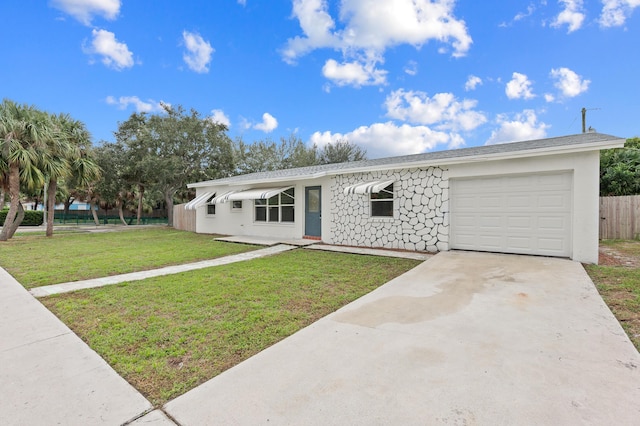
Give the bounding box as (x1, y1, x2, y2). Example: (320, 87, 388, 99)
(323, 138, 626, 176)
(224, 172, 328, 187)
(186, 137, 625, 188)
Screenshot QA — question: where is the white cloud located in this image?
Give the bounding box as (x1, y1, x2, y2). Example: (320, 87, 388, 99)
(384, 89, 486, 131)
(544, 93, 556, 102)
(499, 4, 536, 27)
(600, 0, 640, 27)
(485, 110, 549, 145)
(210, 109, 231, 127)
(85, 29, 134, 70)
(182, 31, 214, 73)
(50, 0, 120, 25)
(322, 59, 387, 87)
(310, 122, 464, 159)
(505, 72, 535, 100)
(552, 0, 585, 33)
(105, 96, 165, 113)
(550, 67, 590, 97)
(237, 0, 247, 5)
(404, 60, 418, 76)
(254, 113, 278, 133)
(465, 75, 482, 91)
(282, 0, 472, 87)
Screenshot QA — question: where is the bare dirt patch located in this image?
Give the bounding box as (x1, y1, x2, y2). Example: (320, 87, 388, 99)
(588, 240, 640, 352)
(599, 245, 640, 267)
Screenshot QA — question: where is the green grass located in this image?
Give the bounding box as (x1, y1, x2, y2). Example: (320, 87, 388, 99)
(585, 240, 640, 352)
(41, 249, 421, 405)
(0, 228, 258, 288)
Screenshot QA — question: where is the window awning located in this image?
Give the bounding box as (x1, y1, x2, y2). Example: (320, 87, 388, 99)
(343, 179, 394, 195)
(185, 192, 215, 210)
(226, 186, 293, 201)
(210, 190, 238, 204)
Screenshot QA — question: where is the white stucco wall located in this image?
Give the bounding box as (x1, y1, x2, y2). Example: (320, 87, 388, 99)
(447, 151, 600, 264)
(192, 178, 332, 240)
(190, 150, 600, 263)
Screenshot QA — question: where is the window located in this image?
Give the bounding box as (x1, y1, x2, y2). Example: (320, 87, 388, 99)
(232, 200, 242, 210)
(370, 183, 393, 217)
(206, 193, 216, 215)
(255, 188, 295, 223)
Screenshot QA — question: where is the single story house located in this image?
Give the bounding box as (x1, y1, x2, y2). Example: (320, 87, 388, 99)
(186, 133, 625, 264)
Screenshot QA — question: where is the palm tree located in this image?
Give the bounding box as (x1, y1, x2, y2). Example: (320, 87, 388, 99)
(44, 114, 101, 236)
(0, 100, 49, 241)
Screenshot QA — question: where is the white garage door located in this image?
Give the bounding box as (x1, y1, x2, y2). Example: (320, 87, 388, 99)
(450, 172, 572, 257)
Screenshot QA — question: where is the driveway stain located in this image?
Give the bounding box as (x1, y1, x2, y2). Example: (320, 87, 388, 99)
(335, 274, 490, 327)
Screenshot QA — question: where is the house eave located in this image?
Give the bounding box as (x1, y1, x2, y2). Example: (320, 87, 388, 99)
(187, 135, 625, 189)
(327, 138, 625, 176)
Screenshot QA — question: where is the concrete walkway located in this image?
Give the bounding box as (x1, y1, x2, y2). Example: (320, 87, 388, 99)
(30, 244, 297, 297)
(164, 251, 640, 425)
(3, 247, 639, 425)
(0, 267, 156, 425)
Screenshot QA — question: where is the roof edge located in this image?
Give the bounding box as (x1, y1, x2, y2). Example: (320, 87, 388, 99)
(187, 133, 626, 188)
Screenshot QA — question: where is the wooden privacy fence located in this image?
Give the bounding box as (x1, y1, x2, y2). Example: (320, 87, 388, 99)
(172, 203, 196, 232)
(600, 195, 640, 240)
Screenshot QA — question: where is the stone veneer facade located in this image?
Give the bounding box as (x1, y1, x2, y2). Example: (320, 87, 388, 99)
(329, 167, 449, 252)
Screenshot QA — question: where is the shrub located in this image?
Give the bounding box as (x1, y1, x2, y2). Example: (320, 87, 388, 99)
(0, 210, 44, 226)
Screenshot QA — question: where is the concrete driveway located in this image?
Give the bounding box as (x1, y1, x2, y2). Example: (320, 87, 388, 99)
(165, 251, 640, 425)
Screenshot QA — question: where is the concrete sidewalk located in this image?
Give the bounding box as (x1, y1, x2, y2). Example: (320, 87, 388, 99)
(4, 247, 639, 425)
(0, 267, 158, 425)
(30, 244, 297, 297)
(164, 251, 640, 425)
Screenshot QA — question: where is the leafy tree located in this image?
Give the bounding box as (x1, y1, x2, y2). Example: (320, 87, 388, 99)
(233, 137, 291, 174)
(150, 105, 235, 226)
(281, 134, 319, 169)
(114, 105, 235, 226)
(600, 137, 640, 196)
(232, 135, 366, 173)
(114, 112, 158, 225)
(92, 142, 132, 225)
(318, 138, 367, 164)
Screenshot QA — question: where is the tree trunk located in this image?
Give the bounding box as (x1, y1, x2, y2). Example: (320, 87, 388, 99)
(0, 163, 21, 241)
(46, 179, 57, 237)
(90, 202, 100, 226)
(117, 200, 128, 225)
(165, 190, 174, 227)
(6, 203, 25, 239)
(64, 196, 74, 216)
(136, 184, 144, 225)
(0, 187, 5, 209)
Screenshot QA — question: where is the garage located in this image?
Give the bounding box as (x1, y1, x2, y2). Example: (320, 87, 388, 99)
(450, 171, 573, 257)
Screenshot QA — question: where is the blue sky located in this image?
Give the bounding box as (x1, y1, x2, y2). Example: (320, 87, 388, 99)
(1, 0, 638, 158)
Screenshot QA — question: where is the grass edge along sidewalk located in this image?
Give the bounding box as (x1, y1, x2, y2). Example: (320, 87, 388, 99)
(40, 249, 422, 405)
(0, 227, 259, 289)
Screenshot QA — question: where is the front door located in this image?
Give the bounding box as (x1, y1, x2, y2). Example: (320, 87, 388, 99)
(305, 186, 321, 238)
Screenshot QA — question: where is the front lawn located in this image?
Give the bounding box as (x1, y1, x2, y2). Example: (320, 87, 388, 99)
(585, 240, 640, 351)
(0, 228, 258, 288)
(41, 249, 421, 405)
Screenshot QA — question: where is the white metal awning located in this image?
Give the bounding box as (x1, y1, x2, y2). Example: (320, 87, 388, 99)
(343, 179, 394, 195)
(226, 186, 293, 201)
(185, 192, 215, 210)
(210, 190, 238, 204)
